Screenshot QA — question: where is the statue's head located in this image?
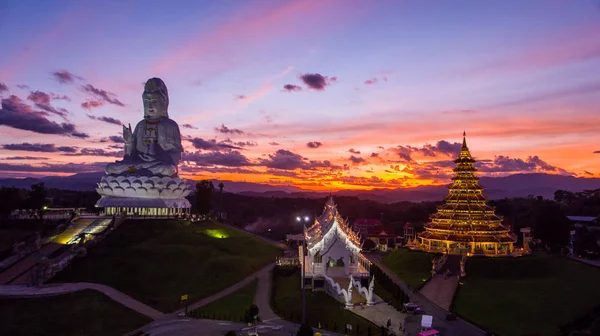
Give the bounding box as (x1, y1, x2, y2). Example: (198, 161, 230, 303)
(143, 77, 169, 119)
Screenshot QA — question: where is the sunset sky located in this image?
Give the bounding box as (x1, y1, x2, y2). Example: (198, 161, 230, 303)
(1, 0, 600, 190)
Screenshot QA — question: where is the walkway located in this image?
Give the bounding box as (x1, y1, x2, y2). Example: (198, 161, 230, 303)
(569, 256, 600, 268)
(420, 255, 461, 310)
(174, 263, 274, 315)
(0, 282, 164, 320)
(366, 255, 485, 336)
(0, 218, 94, 285)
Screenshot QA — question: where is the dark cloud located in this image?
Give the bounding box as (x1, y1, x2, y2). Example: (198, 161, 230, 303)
(181, 124, 198, 129)
(2, 143, 78, 153)
(0, 162, 105, 173)
(234, 141, 258, 147)
(476, 155, 573, 175)
(27, 91, 69, 118)
(259, 149, 339, 171)
(63, 148, 123, 157)
(392, 140, 463, 162)
(71, 132, 90, 138)
(0, 82, 7, 93)
(215, 124, 244, 135)
(2, 156, 48, 160)
(306, 141, 322, 148)
(236, 95, 247, 100)
(190, 137, 241, 151)
(584, 170, 594, 176)
(52, 70, 83, 84)
(260, 149, 306, 170)
(81, 84, 124, 106)
(183, 150, 252, 167)
(349, 155, 366, 164)
(371, 152, 379, 157)
(364, 78, 378, 85)
(86, 114, 122, 126)
(594, 150, 600, 154)
(283, 84, 302, 92)
(0, 95, 84, 137)
(269, 142, 280, 146)
(81, 99, 103, 110)
(109, 135, 124, 143)
(300, 73, 337, 91)
(16, 85, 29, 90)
(349, 148, 360, 154)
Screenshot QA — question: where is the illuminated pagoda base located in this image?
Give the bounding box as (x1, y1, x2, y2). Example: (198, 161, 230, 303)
(414, 132, 517, 257)
(96, 196, 191, 217)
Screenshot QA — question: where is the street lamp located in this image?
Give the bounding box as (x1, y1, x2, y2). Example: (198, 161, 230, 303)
(296, 214, 310, 325)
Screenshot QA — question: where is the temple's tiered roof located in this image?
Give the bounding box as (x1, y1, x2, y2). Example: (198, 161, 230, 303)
(418, 132, 517, 244)
(305, 197, 362, 253)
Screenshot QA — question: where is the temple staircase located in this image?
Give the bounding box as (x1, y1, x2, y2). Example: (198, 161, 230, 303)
(332, 277, 365, 305)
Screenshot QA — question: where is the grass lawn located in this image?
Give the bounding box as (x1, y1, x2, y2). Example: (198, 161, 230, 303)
(381, 248, 433, 289)
(190, 280, 258, 321)
(0, 290, 151, 336)
(53, 220, 281, 312)
(0, 229, 33, 251)
(271, 267, 378, 335)
(453, 252, 600, 336)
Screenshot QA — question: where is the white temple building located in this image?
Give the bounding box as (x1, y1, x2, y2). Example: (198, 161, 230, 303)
(301, 197, 372, 302)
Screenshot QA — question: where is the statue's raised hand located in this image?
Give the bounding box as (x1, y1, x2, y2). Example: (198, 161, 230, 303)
(122, 123, 133, 143)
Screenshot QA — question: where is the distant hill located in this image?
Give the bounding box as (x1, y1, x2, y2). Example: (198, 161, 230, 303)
(1, 172, 600, 203)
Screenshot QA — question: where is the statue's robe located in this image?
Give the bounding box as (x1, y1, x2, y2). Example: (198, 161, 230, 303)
(106, 117, 183, 176)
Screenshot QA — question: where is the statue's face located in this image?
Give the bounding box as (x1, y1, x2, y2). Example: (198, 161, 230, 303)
(143, 93, 167, 118)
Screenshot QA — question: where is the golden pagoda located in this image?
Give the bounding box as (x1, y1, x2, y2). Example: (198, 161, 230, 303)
(417, 132, 517, 256)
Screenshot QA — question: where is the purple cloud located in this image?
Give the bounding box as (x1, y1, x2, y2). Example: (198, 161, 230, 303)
(215, 124, 244, 135)
(283, 84, 302, 92)
(0, 82, 7, 93)
(0, 95, 84, 137)
(349, 148, 360, 154)
(81, 84, 124, 107)
(86, 114, 122, 126)
(300, 73, 337, 91)
(27, 91, 69, 118)
(306, 141, 322, 148)
(182, 124, 198, 129)
(2, 143, 77, 153)
(52, 70, 83, 84)
(2, 156, 49, 160)
(190, 137, 241, 151)
(81, 99, 103, 110)
(349, 155, 366, 164)
(183, 150, 252, 167)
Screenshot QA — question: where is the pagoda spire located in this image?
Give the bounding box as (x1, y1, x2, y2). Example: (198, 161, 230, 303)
(462, 131, 468, 150)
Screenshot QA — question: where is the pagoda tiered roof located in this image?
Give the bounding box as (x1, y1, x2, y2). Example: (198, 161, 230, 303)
(304, 197, 362, 252)
(417, 132, 517, 245)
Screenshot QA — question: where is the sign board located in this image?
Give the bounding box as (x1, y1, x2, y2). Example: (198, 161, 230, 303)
(181, 294, 188, 301)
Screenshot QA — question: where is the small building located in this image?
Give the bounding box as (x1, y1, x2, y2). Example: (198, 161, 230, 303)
(567, 216, 599, 231)
(353, 218, 401, 252)
(302, 197, 371, 290)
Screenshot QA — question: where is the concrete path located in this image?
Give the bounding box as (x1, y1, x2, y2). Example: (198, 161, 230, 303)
(174, 263, 274, 315)
(366, 255, 485, 336)
(420, 255, 461, 310)
(0, 282, 165, 320)
(253, 263, 280, 322)
(569, 256, 600, 268)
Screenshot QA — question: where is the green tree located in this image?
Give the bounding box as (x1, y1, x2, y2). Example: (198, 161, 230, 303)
(0, 187, 23, 222)
(533, 200, 571, 253)
(27, 183, 48, 218)
(195, 180, 214, 216)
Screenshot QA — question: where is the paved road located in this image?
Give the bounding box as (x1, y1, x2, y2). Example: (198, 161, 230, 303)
(366, 255, 485, 336)
(0, 282, 165, 320)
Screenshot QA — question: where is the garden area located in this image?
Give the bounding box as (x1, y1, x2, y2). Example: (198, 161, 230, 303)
(381, 248, 433, 289)
(53, 220, 281, 312)
(188, 280, 258, 321)
(452, 252, 600, 336)
(0, 290, 150, 335)
(271, 267, 378, 334)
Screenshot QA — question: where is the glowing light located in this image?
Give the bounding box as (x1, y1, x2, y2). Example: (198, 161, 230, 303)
(203, 229, 229, 239)
(304, 216, 310, 222)
(296, 216, 301, 222)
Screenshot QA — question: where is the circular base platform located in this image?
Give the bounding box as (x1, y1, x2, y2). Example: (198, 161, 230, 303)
(95, 196, 191, 208)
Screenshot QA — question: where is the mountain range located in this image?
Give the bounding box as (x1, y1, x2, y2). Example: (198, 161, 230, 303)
(1, 171, 600, 203)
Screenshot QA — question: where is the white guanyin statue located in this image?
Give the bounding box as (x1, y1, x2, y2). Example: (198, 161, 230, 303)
(96, 78, 191, 210)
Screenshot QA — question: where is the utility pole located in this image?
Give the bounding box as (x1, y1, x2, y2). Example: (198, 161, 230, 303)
(301, 232, 306, 325)
(218, 182, 224, 220)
